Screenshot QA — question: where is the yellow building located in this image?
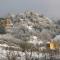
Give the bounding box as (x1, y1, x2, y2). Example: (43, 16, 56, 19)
(5, 18, 13, 29)
(0, 18, 13, 29)
(46, 40, 59, 50)
(50, 42, 56, 50)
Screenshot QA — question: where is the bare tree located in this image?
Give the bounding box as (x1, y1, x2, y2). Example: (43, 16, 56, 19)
(6, 51, 17, 60)
(40, 29, 53, 41)
(19, 41, 33, 60)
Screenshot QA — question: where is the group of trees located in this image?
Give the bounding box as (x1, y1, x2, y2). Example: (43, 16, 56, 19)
(2, 41, 42, 60)
(0, 11, 60, 60)
(0, 26, 6, 34)
(0, 18, 6, 34)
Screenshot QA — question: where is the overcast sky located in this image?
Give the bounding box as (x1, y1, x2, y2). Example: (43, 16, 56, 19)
(0, 0, 60, 18)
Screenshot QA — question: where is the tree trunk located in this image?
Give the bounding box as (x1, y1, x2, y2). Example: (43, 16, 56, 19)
(37, 52, 40, 60)
(25, 51, 28, 60)
(30, 50, 32, 60)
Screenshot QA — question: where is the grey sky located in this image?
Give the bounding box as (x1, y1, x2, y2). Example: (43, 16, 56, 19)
(0, 0, 60, 18)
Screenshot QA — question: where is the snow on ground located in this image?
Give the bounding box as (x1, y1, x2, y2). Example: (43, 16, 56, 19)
(28, 35, 44, 45)
(0, 49, 42, 60)
(0, 44, 9, 47)
(27, 25, 33, 30)
(0, 45, 59, 60)
(0, 44, 46, 60)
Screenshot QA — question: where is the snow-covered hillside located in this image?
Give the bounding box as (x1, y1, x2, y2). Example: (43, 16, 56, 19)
(0, 11, 60, 60)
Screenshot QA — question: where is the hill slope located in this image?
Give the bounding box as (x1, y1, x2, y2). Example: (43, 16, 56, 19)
(0, 11, 57, 46)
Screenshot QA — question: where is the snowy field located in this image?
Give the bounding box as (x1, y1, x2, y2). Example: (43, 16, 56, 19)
(0, 44, 59, 60)
(0, 48, 60, 60)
